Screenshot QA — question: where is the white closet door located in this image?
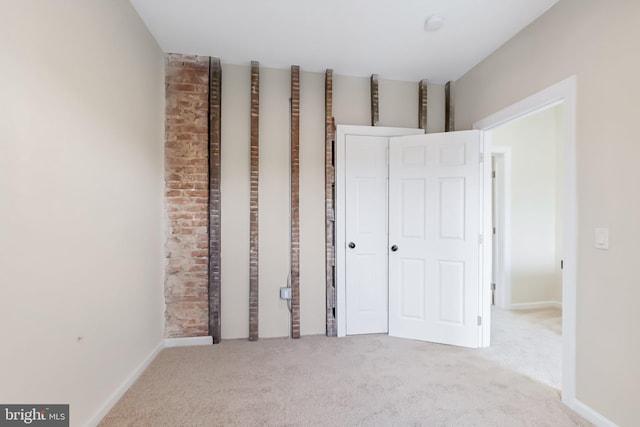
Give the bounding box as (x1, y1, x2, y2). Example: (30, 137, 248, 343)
(345, 135, 389, 334)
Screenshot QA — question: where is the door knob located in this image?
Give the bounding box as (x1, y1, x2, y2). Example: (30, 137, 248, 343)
(391, 245, 398, 252)
(348, 242, 356, 249)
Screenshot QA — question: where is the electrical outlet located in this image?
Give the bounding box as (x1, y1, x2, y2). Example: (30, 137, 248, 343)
(280, 287, 292, 300)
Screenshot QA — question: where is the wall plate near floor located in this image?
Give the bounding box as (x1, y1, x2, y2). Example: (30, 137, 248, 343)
(594, 228, 609, 250)
(280, 287, 292, 300)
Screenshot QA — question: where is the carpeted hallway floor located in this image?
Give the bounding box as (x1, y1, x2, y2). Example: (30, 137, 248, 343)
(478, 306, 562, 389)
(100, 330, 590, 426)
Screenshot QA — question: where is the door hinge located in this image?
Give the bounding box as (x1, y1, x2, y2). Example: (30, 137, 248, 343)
(479, 153, 484, 163)
(493, 227, 496, 235)
(477, 316, 482, 326)
(492, 170, 496, 179)
(491, 283, 496, 291)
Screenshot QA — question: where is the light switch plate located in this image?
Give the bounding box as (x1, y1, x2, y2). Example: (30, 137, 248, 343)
(595, 228, 609, 250)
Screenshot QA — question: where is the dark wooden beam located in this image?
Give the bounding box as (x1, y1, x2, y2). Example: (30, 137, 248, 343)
(249, 61, 260, 341)
(370, 74, 379, 126)
(290, 65, 301, 339)
(324, 69, 337, 337)
(418, 79, 428, 132)
(208, 57, 222, 344)
(445, 81, 455, 132)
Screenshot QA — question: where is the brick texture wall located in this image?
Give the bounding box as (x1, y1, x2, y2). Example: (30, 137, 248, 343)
(164, 54, 210, 338)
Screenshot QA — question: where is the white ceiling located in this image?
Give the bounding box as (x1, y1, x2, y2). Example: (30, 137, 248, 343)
(130, 0, 558, 84)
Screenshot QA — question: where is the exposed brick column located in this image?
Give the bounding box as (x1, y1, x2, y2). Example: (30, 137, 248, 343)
(370, 74, 379, 126)
(418, 80, 428, 132)
(325, 69, 337, 337)
(164, 54, 210, 338)
(208, 57, 222, 343)
(249, 61, 260, 341)
(445, 81, 455, 132)
(290, 65, 301, 339)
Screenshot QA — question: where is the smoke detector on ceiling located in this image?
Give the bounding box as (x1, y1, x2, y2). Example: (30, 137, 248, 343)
(424, 15, 445, 32)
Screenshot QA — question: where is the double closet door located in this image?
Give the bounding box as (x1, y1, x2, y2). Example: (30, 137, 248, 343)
(344, 130, 482, 348)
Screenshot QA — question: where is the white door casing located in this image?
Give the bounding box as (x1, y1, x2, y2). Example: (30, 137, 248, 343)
(490, 147, 512, 309)
(388, 131, 482, 348)
(345, 135, 389, 334)
(491, 156, 498, 306)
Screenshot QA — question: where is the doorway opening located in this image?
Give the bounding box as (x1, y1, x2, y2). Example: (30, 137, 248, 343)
(474, 75, 577, 405)
(482, 103, 565, 390)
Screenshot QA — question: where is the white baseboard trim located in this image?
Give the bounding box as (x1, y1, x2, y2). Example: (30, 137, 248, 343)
(568, 398, 618, 427)
(508, 301, 562, 310)
(87, 340, 164, 427)
(164, 335, 213, 347)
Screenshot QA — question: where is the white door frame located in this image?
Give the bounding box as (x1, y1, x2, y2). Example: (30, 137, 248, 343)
(490, 147, 512, 309)
(473, 75, 577, 405)
(335, 125, 424, 337)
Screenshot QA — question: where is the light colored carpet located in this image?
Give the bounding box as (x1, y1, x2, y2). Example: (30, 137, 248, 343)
(477, 307, 562, 390)
(100, 333, 590, 426)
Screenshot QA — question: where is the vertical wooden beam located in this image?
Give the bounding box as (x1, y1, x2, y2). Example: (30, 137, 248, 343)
(445, 81, 455, 132)
(249, 61, 260, 341)
(324, 69, 337, 337)
(418, 79, 428, 132)
(370, 74, 379, 126)
(290, 65, 301, 339)
(208, 57, 222, 344)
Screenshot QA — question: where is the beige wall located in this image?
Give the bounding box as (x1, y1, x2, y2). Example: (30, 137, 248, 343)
(455, 0, 640, 424)
(219, 65, 445, 339)
(0, 1, 165, 425)
(220, 65, 252, 338)
(490, 105, 563, 305)
(258, 67, 292, 338)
